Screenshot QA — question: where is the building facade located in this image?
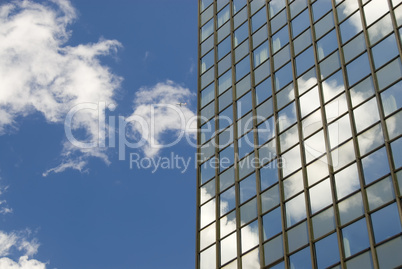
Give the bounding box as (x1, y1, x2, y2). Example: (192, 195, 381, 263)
(197, 0, 402, 268)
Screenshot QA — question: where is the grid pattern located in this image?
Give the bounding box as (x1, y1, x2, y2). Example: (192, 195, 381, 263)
(197, 0, 402, 268)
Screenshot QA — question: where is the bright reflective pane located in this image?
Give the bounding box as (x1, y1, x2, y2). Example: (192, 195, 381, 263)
(276, 83, 295, 110)
(201, 19, 214, 42)
(309, 179, 332, 214)
(220, 210, 236, 238)
(201, 198, 216, 228)
(357, 123, 384, 156)
(306, 156, 329, 186)
(200, 223, 216, 250)
(272, 26, 289, 54)
(277, 102, 296, 132)
(218, 5, 230, 28)
(304, 129, 326, 164)
(386, 110, 402, 140)
(259, 140, 277, 165)
(354, 98, 380, 133)
(253, 42, 269, 68)
(331, 139, 356, 171)
(200, 244, 216, 269)
(201, 178, 216, 205)
(339, 12, 362, 44)
(241, 247, 260, 268)
(241, 220, 259, 253)
(285, 193, 306, 227)
(368, 14, 393, 45)
(328, 114, 352, 150)
(350, 76, 374, 108)
(320, 51, 340, 79)
(282, 145, 302, 178)
(221, 232, 237, 265)
(334, 163, 360, 200)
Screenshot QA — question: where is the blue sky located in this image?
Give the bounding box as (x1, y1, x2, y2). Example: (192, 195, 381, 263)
(0, 0, 198, 268)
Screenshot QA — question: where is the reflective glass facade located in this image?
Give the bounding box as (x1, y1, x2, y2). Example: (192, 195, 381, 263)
(197, 0, 402, 268)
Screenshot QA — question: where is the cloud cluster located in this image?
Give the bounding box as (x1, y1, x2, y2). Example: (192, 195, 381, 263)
(0, 230, 45, 269)
(127, 80, 197, 157)
(0, 0, 122, 175)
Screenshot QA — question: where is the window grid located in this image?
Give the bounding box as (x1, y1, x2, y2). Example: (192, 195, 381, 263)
(197, 1, 402, 269)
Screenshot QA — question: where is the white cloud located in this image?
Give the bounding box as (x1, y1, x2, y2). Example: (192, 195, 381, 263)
(0, 230, 40, 258)
(0, 256, 46, 269)
(127, 80, 197, 157)
(0, 0, 122, 175)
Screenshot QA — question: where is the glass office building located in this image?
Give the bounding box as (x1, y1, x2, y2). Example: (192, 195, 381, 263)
(197, 0, 402, 268)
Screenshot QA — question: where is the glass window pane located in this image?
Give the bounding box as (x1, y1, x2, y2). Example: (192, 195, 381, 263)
(354, 98, 380, 133)
(317, 30, 338, 61)
(253, 25, 268, 49)
(282, 145, 302, 178)
(391, 137, 402, 169)
(200, 244, 216, 269)
(346, 53, 370, 86)
(285, 193, 306, 227)
(381, 81, 402, 117)
(363, 0, 389, 27)
(342, 218, 370, 258)
(386, 110, 402, 140)
(376, 236, 402, 269)
(234, 23, 248, 47)
(283, 170, 303, 200)
(367, 176, 395, 211)
(372, 34, 399, 70)
(309, 179, 332, 214)
(252, 8, 266, 33)
(332, 139, 356, 171)
(261, 184, 280, 213)
(260, 160, 279, 191)
(334, 164, 360, 200)
(201, 198, 216, 228)
(292, 9, 310, 38)
(221, 232, 237, 265)
(259, 140, 277, 165)
(320, 51, 341, 79)
(312, 207, 335, 239)
(306, 156, 329, 186)
(376, 58, 402, 91)
(254, 59, 271, 85)
(241, 220, 259, 253)
(338, 192, 364, 225)
(238, 131, 255, 160)
(343, 33, 366, 63)
(357, 123, 384, 156)
(271, 9, 287, 34)
(202, 19, 214, 42)
(368, 14, 393, 45)
(345, 251, 373, 269)
(361, 147, 390, 185)
(253, 42, 269, 67)
(240, 197, 258, 224)
(218, 36, 231, 60)
(240, 173, 256, 204)
(235, 40, 249, 63)
(262, 207, 282, 240)
(296, 46, 315, 76)
(371, 203, 402, 243)
(219, 88, 233, 112)
(272, 26, 289, 54)
(200, 222, 216, 251)
(328, 114, 352, 150)
(288, 221, 308, 253)
(236, 74, 251, 97)
(278, 102, 296, 132)
(220, 210, 236, 238)
(255, 78, 272, 105)
(220, 186, 235, 216)
(220, 166, 235, 191)
(294, 29, 312, 55)
(316, 233, 340, 268)
(242, 247, 260, 268)
(315, 11, 335, 39)
(274, 62, 293, 91)
(237, 91, 252, 118)
(264, 235, 284, 266)
(339, 12, 362, 44)
(235, 56, 250, 82)
(289, 246, 312, 269)
(218, 5, 230, 28)
(350, 76, 375, 108)
(312, 0, 332, 22)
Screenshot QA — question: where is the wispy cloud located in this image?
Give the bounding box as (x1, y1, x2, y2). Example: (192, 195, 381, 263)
(0, 0, 122, 175)
(127, 80, 196, 157)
